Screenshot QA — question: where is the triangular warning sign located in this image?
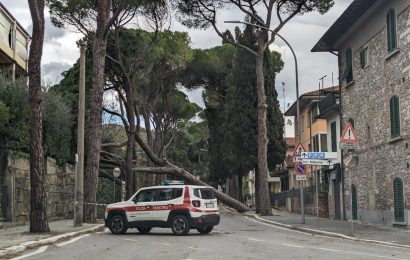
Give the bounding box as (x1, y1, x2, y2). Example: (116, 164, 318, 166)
(292, 142, 306, 157)
(341, 123, 359, 142)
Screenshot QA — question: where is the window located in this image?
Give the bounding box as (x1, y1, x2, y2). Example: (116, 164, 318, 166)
(194, 188, 215, 199)
(311, 104, 319, 123)
(331, 121, 337, 152)
(342, 47, 353, 83)
(390, 95, 400, 138)
(359, 46, 368, 68)
(393, 177, 404, 222)
(320, 134, 328, 152)
(157, 188, 183, 201)
(387, 8, 397, 53)
(135, 189, 157, 202)
(313, 135, 319, 152)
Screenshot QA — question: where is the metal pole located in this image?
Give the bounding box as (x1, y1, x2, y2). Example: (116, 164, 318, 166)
(316, 170, 319, 224)
(113, 178, 116, 203)
(75, 42, 86, 227)
(300, 180, 304, 224)
(350, 170, 353, 234)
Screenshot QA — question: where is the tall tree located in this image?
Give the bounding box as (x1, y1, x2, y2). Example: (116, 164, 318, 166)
(27, 0, 49, 232)
(175, 0, 333, 215)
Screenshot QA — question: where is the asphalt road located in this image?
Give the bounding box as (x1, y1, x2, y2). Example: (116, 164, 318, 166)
(13, 209, 410, 260)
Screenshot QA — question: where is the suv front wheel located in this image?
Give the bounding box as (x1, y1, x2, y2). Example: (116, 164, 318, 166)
(109, 215, 128, 234)
(171, 215, 190, 235)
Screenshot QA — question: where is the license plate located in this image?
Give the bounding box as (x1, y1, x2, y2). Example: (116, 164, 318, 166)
(206, 203, 214, 208)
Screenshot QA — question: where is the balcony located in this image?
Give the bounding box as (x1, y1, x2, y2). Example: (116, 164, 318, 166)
(0, 3, 30, 76)
(317, 92, 339, 119)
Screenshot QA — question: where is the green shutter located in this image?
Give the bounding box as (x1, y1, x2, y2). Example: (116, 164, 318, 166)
(390, 96, 400, 138)
(360, 48, 365, 68)
(343, 48, 353, 82)
(387, 9, 397, 53)
(351, 184, 358, 220)
(331, 121, 337, 152)
(393, 178, 404, 222)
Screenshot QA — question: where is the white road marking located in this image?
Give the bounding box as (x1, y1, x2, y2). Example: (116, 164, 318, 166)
(157, 243, 172, 246)
(123, 239, 139, 242)
(317, 247, 341, 252)
(282, 243, 305, 248)
(56, 234, 90, 247)
(247, 237, 265, 242)
(11, 246, 48, 260)
(188, 246, 210, 252)
(244, 217, 306, 235)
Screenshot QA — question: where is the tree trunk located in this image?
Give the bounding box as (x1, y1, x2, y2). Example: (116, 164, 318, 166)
(134, 164, 251, 213)
(84, 1, 111, 223)
(238, 174, 243, 202)
(125, 86, 136, 199)
(255, 45, 272, 216)
(143, 110, 155, 186)
(28, 0, 50, 232)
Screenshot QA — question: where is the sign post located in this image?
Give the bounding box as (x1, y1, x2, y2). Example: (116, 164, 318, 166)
(113, 168, 121, 203)
(293, 143, 306, 224)
(341, 123, 359, 235)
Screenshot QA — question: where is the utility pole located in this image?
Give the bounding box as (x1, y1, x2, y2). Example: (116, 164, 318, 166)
(74, 42, 86, 227)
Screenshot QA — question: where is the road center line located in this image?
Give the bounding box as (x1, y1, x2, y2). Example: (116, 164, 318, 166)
(282, 243, 305, 248)
(56, 234, 90, 247)
(11, 246, 48, 260)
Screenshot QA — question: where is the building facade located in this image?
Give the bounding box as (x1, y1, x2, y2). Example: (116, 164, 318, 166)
(313, 0, 410, 226)
(0, 3, 30, 79)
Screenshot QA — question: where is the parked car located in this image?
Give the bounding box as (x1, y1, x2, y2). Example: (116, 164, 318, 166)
(104, 184, 220, 235)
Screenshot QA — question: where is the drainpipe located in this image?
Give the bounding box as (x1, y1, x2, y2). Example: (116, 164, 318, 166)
(12, 21, 16, 81)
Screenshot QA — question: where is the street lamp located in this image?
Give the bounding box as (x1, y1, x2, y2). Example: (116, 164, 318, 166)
(113, 168, 121, 202)
(224, 20, 303, 223)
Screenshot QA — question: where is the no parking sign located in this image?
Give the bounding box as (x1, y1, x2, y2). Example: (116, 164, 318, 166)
(295, 163, 306, 174)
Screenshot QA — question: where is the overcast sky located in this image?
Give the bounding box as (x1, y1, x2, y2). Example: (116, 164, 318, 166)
(2, 0, 353, 111)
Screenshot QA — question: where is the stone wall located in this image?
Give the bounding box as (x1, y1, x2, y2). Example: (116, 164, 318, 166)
(0, 150, 74, 222)
(340, 4, 410, 226)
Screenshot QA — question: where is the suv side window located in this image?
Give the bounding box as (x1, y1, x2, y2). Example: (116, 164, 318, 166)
(157, 188, 183, 201)
(135, 189, 157, 203)
(193, 188, 215, 199)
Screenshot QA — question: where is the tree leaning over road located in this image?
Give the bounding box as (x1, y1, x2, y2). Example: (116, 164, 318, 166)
(27, 0, 50, 232)
(175, 0, 334, 215)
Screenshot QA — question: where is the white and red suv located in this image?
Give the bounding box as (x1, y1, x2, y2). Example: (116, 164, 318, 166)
(105, 184, 220, 235)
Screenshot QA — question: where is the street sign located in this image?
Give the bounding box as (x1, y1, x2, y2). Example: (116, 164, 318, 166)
(296, 175, 307, 181)
(341, 123, 359, 143)
(295, 163, 306, 174)
(302, 159, 332, 166)
(340, 142, 359, 150)
(300, 152, 338, 159)
(292, 142, 306, 157)
(293, 157, 303, 163)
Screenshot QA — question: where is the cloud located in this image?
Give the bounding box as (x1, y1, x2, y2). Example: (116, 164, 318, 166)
(26, 17, 66, 41)
(42, 62, 71, 85)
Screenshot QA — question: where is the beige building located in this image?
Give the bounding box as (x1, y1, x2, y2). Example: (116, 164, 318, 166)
(0, 3, 30, 79)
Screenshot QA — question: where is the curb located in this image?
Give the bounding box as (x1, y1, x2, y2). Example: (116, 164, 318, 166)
(245, 212, 410, 249)
(0, 224, 105, 258)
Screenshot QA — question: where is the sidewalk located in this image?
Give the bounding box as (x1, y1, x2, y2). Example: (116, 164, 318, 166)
(243, 208, 410, 248)
(0, 220, 104, 258)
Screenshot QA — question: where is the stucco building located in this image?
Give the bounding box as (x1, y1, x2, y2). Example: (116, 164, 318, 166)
(313, 0, 410, 226)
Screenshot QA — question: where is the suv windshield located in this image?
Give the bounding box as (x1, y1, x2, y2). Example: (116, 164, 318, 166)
(194, 188, 215, 199)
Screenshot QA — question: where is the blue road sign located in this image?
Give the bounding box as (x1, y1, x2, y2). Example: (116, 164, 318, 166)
(295, 163, 306, 174)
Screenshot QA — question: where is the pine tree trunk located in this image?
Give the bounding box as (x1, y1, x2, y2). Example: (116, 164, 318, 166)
(255, 46, 272, 216)
(28, 0, 50, 232)
(125, 87, 136, 199)
(84, 1, 111, 222)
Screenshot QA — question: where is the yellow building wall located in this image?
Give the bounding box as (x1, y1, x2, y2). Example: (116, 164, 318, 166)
(299, 106, 327, 152)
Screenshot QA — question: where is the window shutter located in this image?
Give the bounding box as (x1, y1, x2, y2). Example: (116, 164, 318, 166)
(390, 96, 400, 138)
(343, 48, 353, 82)
(331, 122, 337, 152)
(359, 48, 365, 68)
(393, 178, 404, 222)
(387, 9, 397, 53)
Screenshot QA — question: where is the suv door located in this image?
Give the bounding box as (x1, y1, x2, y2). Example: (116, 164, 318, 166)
(129, 188, 158, 222)
(150, 188, 184, 222)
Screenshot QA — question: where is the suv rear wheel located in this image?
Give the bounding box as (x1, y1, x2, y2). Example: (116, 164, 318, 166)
(197, 226, 213, 234)
(171, 215, 190, 235)
(109, 215, 127, 234)
(137, 227, 152, 234)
